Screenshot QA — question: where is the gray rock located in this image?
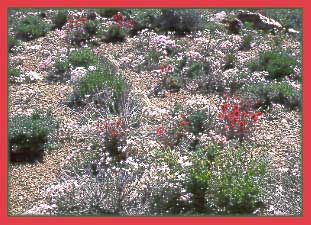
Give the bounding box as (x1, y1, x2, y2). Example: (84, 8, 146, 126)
(237, 11, 282, 31)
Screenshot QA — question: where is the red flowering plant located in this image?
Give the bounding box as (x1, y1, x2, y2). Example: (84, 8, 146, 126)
(217, 93, 263, 141)
(65, 16, 90, 46)
(155, 115, 190, 149)
(159, 64, 181, 92)
(96, 118, 128, 161)
(104, 12, 134, 42)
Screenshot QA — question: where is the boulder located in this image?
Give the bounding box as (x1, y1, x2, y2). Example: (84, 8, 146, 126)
(228, 18, 244, 34)
(237, 11, 282, 31)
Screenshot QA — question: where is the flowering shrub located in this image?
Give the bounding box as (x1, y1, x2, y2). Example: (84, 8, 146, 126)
(217, 94, 262, 141)
(97, 118, 128, 162)
(104, 13, 134, 43)
(65, 17, 90, 46)
(155, 120, 189, 150)
(159, 65, 181, 92)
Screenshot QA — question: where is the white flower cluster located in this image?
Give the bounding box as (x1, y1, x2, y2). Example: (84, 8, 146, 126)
(69, 67, 88, 84)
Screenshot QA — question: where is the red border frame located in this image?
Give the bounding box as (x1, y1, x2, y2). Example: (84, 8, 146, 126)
(1, 0, 309, 225)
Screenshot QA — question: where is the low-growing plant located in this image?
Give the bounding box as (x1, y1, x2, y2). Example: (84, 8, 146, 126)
(8, 64, 21, 80)
(9, 110, 59, 163)
(128, 9, 161, 36)
(155, 142, 267, 215)
(242, 81, 302, 110)
(8, 35, 18, 52)
(15, 15, 50, 41)
(104, 13, 134, 43)
(68, 48, 97, 67)
(52, 10, 68, 29)
(66, 17, 90, 46)
(187, 61, 210, 79)
(54, 58, 69, 74)
(96, 118, 128, 162)
(104, 25, 126, 43)
(84, 20, 98, 36)
(249, 50, 296, 79)
(187, 110, 214, 135)
(217, 94, 262, 141)
(239, 33, 253, 50)
(223, 53, 237, 71)
(71, 62, 127, 113)
(206, 143, 267, 214)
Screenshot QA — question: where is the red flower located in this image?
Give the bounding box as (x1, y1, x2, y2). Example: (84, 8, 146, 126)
(113, 13, 125, 22)
(251, 113, 258, 121)
(242, 111, 248, 117)
(181, 113, 186, 118)
(167, 65, 173, 72)
(180, 120, 189, 126)
(160, 65, 165, 72)
(126, 19, 134, 27)
(156, 126, 166, 135)
(116, 119, 123, 127)
(218, 113, 225, 119)
(79, 17, 88, 21)
(104, 122, 110, 128)
(110, 129, 119, 136)
(222, 103, 228, 112)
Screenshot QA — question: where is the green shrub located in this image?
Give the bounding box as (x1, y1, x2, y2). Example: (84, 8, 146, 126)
(54, 58, 69, 74)
(52, 10, 68, 29)
(242, 81, 302, 110)
(9, 110, 59, 163)
(239, 34, 253, 51)
(15, 15, 50, 41)
(8, 64, 20, 79)
(156, 9, 203, 35)
(8, 35, 18, 52)
(249, 50, 296, 79)
(223, 53, 236, 70)
(97, 8, 124, 18)
(187, 110, 214, 135)
(84, 20, 98, 36)
(206, 144, 267, 214)
(128, 9, 161, 35)
(104, 25, 126, 43)
(187, 61, 210, 79)
(72, 62, 127, 113)
(68, 48, 97, 67)
(155, 142, 267, 215)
